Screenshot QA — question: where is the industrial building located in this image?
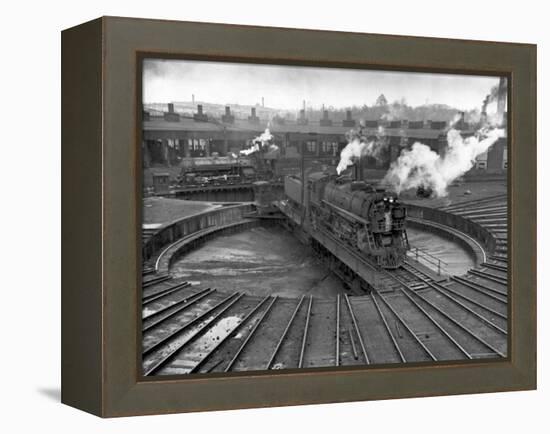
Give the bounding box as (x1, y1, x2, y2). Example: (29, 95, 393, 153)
(142, 103, 507, 177)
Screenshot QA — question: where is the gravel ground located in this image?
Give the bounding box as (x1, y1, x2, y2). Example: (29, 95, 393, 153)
(170, 225, 348, 298)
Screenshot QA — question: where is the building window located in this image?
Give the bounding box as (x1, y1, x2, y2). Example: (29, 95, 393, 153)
(306, 141, 316, 153)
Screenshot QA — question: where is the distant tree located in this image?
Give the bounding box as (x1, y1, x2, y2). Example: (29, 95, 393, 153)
(375, 94, 388, 107)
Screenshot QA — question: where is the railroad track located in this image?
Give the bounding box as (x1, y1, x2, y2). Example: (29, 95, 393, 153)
(140, 194, 509, 374)
(438, 194, 508, 258)
(379, 262, 507, 359)
(141, 267, 507, 375)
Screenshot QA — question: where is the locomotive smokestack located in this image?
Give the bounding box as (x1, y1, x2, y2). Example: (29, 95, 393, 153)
(354, 159, 363, 181)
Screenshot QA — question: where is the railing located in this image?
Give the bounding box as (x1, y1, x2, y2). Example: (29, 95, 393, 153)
(407, 246, 449, 276)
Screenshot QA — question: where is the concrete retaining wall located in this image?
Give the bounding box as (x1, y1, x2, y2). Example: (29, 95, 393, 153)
(156, 219, 267, 274)
(143, 203, 255, 262)
(406, 204, 497, 255)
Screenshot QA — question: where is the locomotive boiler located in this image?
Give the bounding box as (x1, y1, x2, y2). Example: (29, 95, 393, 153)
(284, 172, 409, 269)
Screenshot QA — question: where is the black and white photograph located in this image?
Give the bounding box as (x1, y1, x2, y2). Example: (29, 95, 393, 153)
(140, 58, 508, 377)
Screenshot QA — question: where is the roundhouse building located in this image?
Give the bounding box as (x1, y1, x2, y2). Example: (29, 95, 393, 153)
(142, 105, 507, 177)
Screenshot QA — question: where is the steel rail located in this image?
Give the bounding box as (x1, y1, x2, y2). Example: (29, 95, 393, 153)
(344, 294, 370, 364)
(402, 261, 433, 280)
(482, 262, 508, 273)
(143, 285, 210, 319)
(144, 292, 244, 376)
(142, 274, 172, 288)
(392, 277, 472, 359)
(455, 209, 507, 218)
(348, 329, 358, 360)
(450, 276, 507, 303)
(188, 295, 271, 374)
(142, 288, 215, 330)
(468, 269, 508, 285)
(451, 275, 507, 298)
(399, 284, 505, 357)
(394, 266, 505, 356)
(143, 291, 238, 357)
(204, 359, 225, 373)
(142, 267, 156, 276)
(434, 284, 507, 320)
(438, 194, 507, 211)
(298, 296, 314, 369)
(371, 292, 406, 362)
(472, 267, 508, 281)
(142, 282, 192, 306)
(488, 254, 508, 264)
(224, 296, 278, 372)
(266, 295, 306, 370)
(441, 198, 507, 211)
(374, 289, 437, 361)
(407, 264, 506, 314)
(403, 264, 507, 335)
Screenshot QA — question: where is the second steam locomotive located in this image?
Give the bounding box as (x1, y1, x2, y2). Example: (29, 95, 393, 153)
(284, 172, 409, 269)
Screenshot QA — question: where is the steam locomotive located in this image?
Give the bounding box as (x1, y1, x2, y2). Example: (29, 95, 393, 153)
(176, 156, 257, 186)
(284, 172, 409, 269)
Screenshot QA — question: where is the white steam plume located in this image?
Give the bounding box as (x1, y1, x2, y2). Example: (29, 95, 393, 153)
(383, 126, 505, 197)
(240, 128, 275, 156)
(336, 125, 387, 175)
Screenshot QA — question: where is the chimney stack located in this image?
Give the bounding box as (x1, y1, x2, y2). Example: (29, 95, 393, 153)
(320, 109, 333, 127)
(297, 108, 308, 125)
(343, 110, 356, 127)
(222, 105, 235, 124)
(193, 104, 208, 122)
(164, 103, 180, 122)
(248, 107, 260, 124)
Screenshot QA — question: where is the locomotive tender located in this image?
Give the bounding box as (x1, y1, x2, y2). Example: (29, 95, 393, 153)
(284, 172, 409, 269)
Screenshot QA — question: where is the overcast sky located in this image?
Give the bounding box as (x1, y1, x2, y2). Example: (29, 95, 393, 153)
(143, 58, 503, 111)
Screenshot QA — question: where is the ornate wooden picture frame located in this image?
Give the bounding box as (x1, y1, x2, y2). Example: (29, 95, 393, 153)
(62, 16, 536, 417)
